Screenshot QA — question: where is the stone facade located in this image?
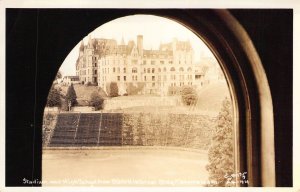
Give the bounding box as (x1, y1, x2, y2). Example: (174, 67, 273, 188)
(76, 35, 199, 95)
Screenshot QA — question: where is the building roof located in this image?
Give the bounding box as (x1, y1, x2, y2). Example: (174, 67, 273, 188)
(79, 36, 192, 58)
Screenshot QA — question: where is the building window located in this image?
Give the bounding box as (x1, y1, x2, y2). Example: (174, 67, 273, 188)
(143, 60, 147, 65)
(179, 67, 184, 72)
(144, 76, 146, 81)
(169, 61, 173, 64)
(152, 76, 155, 81)
(152, 68, 155, 73)
(117, 76, 120, 81)
(124, 76, 126, 81)
(113, 67, 115, 73)
(170, 67, 175, 72)
(147, 68, 150, 73)
(158, 68, 161, 72)
(151, 60, 155, 65)
(152, 82, 155, 87)
(123, 67, 126, 73)
(132, 67, 137, 73)
(160, 60, 164, 64)
(163, 67, 167, 72)
(171, 75, 176, 80)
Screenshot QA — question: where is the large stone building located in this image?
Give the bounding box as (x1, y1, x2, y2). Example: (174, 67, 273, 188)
(76, 35, 220, 96)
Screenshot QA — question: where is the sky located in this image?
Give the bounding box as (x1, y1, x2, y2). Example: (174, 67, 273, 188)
(59, 15, 216, 76)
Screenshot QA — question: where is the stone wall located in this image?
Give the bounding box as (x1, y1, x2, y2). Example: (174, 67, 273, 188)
(103, 96, 180, 110)
(72, 106, 95, 112)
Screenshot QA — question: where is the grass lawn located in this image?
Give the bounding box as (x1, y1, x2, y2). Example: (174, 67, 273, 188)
(195, 81, 230, 112)
(58, 82, 230, 115)
(106, 82, 230, 115)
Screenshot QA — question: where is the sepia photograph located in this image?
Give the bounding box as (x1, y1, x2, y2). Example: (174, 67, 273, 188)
(42, 15, 233, 187)
(2, 2, 298, 191)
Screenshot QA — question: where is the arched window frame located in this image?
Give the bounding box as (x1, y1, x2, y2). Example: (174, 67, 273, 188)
(158, 10, 275, 187)
(42, 10, 276, 187)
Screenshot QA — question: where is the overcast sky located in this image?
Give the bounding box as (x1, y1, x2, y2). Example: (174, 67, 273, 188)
(59, 15, 216, 76)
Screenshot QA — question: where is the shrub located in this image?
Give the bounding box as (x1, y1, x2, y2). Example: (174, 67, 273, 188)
(180, 86, 198, 106)
(89, 91, 104, 110)
(61, 99, 69, 111)
(55, 71, 62, 80)
(109, 82, 119, 97)
(126, 82, 145, 95)
(47, 86, 61, 107)
(65, 83, 77, 107)
(206, 98, 234, 186)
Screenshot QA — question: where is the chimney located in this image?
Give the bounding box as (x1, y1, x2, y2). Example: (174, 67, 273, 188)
(137, 35, 143, 56)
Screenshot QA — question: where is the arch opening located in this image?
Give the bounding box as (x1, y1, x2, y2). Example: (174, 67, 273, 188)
(42, 12, 274, 187)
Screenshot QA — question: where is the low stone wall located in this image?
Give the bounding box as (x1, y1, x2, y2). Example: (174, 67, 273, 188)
(44, 107, 60, 112)
(72, 106, 95, 112)
(103, 96, 180, 110)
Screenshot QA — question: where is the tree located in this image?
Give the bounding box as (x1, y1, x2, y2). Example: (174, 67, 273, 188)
(46, 86, 61, 107)
(109, 82, 119, 97)
(180, 86, 198, 106)
(55, 70, 62, 80)
(127, 82, 145, 95)
(136, 113, 145, 145)
(65, 83, 77, 107)
(89, 91, 104, 110)
(206, 98, 234, 187)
